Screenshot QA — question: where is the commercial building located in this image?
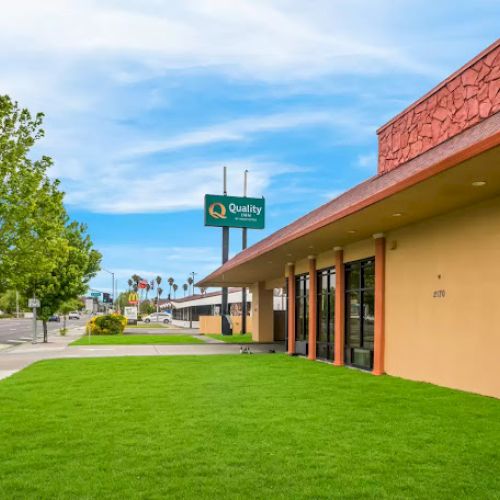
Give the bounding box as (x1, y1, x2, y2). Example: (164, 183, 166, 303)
(199, 40, 500, 398)
(164, 288, 285, 330)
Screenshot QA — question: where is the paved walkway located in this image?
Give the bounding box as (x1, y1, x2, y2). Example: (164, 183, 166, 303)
(0, 328, 284, 381)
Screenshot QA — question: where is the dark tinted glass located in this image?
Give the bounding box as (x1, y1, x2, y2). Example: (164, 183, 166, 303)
(346, 262, 361, 290)
(346, 291, 361, 347)
(362, 259, 375, 289)
(362, 289, 374, 349)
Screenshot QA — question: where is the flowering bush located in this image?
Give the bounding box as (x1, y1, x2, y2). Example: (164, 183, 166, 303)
(86, 314, 127, 335)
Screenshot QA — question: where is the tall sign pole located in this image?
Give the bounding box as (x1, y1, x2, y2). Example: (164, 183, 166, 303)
(241, 170, 248, 334)
(221, 166, 230, 335)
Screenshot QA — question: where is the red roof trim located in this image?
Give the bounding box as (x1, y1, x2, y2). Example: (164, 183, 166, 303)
(199, 115, 500, 286)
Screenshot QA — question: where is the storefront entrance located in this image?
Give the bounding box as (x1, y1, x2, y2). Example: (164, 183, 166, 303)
(316, 267, 335, 361)
(295, 274, 309, 355)
(345, 258, 375, 370)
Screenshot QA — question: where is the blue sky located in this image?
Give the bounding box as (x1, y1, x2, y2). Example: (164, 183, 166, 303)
(0, 1, 498, 297)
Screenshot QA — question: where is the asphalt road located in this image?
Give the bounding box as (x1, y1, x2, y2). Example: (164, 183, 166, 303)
(0, 317, 87, 345)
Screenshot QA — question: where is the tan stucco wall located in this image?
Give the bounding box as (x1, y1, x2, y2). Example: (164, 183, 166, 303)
(343, 238, 375, 263)
(199, 315, 253, 335)
(385, 195, 500, 398)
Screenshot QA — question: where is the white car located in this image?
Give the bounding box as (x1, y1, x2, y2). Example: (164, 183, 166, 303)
(143, 312, 171, 324)
(68, 311, 81, 320)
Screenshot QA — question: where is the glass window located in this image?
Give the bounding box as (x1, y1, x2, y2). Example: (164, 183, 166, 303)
(345, 258, 375, 369)
(295, 274, 309, 342)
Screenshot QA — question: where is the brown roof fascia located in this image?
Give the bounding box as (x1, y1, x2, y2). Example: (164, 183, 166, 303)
(199, 114, 500, 286)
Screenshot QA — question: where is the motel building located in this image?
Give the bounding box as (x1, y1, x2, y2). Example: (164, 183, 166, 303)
(198, 40, 500, 399)
(160, 288, 286, 331)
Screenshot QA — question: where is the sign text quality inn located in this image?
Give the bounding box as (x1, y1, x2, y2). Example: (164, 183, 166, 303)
(204, 194, 265, 229)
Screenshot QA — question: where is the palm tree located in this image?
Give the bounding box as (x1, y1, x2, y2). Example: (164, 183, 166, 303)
(187, 277, 194, 295)
(127, 278, 133, 290)
(199, 287, 207, 295)
(173, 283, 178, 298)
(167, 277, 174, 299)
(156, 286, 163, 315)
(155, 276, 162, 287)
(182, 283, 188, 297)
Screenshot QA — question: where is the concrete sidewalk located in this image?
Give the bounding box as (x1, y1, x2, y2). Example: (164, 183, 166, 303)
(0, 329, 284, 381)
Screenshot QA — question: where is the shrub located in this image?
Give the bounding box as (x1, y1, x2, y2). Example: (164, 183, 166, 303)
(86, 314, 126, 335)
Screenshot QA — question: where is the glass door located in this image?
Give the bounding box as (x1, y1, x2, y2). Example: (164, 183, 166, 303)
(316, 268, 335, 361)
(344, 259, 375, 370)
(295, 274, 309, 355)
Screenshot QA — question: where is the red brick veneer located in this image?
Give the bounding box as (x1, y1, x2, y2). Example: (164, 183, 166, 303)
(378, 41, 500, 174)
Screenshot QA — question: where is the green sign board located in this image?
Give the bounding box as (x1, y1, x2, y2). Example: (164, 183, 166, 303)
(204, 194, 265, 229)
(90, 292, 101, 298)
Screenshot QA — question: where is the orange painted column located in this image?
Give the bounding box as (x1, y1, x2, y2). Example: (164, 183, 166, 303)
(333, 247, 345, 366)
(307, 256, 317, 360)
(373, 234, 386, 375)
(287, 263, 296, 355)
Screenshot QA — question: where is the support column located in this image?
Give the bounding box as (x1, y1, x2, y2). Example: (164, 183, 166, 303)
(373, 234, 386, 375)
(308, 256, 317, 360)
(250, 281, 274, 343)
(287, 263, 296, 354)
(333, 247, 345, 366)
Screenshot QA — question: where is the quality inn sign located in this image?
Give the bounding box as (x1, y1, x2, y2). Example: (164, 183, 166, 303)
(204, 194, 265, 229)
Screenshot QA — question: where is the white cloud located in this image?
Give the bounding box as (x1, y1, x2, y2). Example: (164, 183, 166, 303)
(63, 158, 299, 213)
(0, 1, 441, 83)
(123, 110, 370, 157)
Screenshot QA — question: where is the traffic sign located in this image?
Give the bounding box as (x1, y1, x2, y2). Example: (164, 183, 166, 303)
(28, 298, 40, 308)
(90, 292, 101, 298)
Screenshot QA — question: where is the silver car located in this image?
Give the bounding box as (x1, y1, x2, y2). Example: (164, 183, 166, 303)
(143, 313, 171, 324)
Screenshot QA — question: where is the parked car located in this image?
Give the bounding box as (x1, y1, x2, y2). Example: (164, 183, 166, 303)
(143, 312, 171, 324)
(68, 311, 81, 320)
(48, 314, 61, 322)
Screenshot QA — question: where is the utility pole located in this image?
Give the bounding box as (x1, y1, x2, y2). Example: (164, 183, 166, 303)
(189, 271, 197, 329)
(241, 170, 248, 335)
(221, 166, 231, 335)
(31, 294, 38, 344)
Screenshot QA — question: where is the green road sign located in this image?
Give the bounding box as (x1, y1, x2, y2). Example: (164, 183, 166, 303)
(90, 292, 101, 298)
(204, 194, 265, 229)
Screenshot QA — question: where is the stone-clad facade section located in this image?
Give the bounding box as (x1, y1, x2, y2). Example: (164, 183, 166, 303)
(378, 43, 500, 174)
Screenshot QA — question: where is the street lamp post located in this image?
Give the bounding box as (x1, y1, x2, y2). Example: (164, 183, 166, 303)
(102, 268, 116, 312)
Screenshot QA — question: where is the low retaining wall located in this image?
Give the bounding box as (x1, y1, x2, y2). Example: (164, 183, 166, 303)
(199, 315, 252, 335)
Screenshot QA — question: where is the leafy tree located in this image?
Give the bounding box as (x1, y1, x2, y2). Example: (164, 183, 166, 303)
(59, 297, 84, 331)
(0, 96, 67, 293)
(27, 221, 101, 341)
(0, 290, 25, 315)
(0, 95, 101, 340)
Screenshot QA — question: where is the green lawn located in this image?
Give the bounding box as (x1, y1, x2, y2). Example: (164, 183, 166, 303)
(0, 356, 499, 498)
(70, 334, 204, 345)
(205, 332, 253, 343)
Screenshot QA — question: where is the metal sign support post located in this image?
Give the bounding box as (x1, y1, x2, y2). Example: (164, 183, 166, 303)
(241, 170, 248, 335)
(31, 295, 37, 344)
(221, 166, 231, 335)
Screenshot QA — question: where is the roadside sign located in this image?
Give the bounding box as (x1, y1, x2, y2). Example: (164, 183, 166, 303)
(28, 298, 40, 308)
(204, 194, 265, 229)
(128, 292, 138, 304)
(124, 307, 138, 320)
(90, 292, 101, 298)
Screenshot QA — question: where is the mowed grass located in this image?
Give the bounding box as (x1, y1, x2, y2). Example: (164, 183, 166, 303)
(70, 334, 204, 345)
(0, 356, 499, 499)
(205, 333, 253, 343)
